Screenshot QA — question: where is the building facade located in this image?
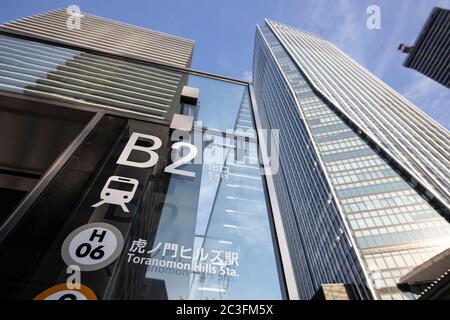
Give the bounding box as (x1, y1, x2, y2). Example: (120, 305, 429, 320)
(0, 10, 291, 300)
(253, 20, 450, 300)
(1, 8, 449, 301)
(399, 7, 450, 88)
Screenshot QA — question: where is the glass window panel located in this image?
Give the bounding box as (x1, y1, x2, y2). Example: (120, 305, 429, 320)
(0, 55, 285, 300)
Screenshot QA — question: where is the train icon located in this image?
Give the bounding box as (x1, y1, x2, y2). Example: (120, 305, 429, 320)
(92, 176, 139, 213)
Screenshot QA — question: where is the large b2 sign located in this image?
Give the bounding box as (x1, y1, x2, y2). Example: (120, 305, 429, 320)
(117, 132, 198, 177)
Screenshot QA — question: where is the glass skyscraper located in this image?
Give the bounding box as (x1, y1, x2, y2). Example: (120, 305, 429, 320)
(1, 8, 449, 301)
(253, 20, 450, 300)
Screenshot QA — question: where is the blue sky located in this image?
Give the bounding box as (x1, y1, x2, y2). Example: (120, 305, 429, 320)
(1, 0, 449, 129)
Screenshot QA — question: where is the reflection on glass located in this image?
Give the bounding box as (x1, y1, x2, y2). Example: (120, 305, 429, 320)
(146, 86, 284, 299)
(0, 60, 285, 300)
(183, 75, 247, 131)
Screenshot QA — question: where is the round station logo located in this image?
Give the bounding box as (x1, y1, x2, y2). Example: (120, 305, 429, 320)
(61, 222, 124, 272)
(33, 283, 97, 300)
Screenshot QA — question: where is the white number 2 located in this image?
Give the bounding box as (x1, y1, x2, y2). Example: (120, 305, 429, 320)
(164, 142, 198, 178)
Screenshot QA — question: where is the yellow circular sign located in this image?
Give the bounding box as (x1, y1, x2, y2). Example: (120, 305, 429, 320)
(33, 283, 97, 300)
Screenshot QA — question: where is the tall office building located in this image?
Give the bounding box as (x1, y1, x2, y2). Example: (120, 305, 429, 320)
(0, 10, 287, 300)
(253, 20, 450, 300)
(2, 8, 449, 301)
(399, 7, 450, 88)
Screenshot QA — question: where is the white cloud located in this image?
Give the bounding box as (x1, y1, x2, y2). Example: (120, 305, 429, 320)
(372, 2, 410, 78)
(279, 0, 450, 129)
(403, 76, 436, 100)
(242, 70, 252, 82)
(302, 0, 366, 65)
(422, 92, 450, 130)
(402, 74, 450, 129)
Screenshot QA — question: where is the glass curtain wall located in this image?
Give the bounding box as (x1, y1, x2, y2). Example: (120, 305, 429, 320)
(0, 35, 286, 300)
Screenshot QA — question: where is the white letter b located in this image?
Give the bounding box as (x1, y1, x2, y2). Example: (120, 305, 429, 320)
(117, 132, 162, 168)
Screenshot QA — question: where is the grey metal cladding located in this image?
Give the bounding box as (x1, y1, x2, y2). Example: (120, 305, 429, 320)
(404, 7, 450, 88)
(0, 35, 185, 120)
(0, 8, 195, 68)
